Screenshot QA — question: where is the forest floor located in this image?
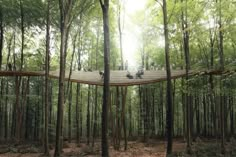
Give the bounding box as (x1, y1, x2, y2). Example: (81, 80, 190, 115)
(0, 138, 236, 157)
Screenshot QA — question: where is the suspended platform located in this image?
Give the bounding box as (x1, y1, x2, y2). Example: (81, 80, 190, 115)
(0, 69, 233, 86)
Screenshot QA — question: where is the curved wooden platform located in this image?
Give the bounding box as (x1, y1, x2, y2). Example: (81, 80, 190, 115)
(51, 70, 189, 86)
(0, 69, 233, 86)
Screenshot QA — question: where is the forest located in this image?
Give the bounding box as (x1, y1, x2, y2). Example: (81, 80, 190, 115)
(0, 0, 236, 157)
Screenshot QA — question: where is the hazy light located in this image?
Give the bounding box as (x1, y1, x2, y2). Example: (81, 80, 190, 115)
(122, 0, 147, 70)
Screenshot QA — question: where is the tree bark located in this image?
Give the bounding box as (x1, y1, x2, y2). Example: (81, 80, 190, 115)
(68, 82, 72, 143)
(218, 0, 225, 154)
(44, 0, 50, 154)
(162, 0, 173, 154)
(87, 85, 91, 145)
(100, 0, 110, 156)
(118, 1, 124, 69)
(20, 0, 24, 70)
(0, 7, 3, 69)
(92, 25, 100, 146)
(4, 33, 13, 140)
(121, 87, 127, 150)
(55, 0, 72, 155)
(76, 83, 80, 143)
(181, 0, 192, 153)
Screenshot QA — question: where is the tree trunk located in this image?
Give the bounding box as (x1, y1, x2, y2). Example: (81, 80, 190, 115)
(11, 35, 16, 136)
(160, 83, 164, 136)
(92, 19, 100, 147)
(114, 87, 121, 150)
(121, 87, 127, 150)
(4, 33, 13, 140)
(55, 0, 70, 155)
(0, 7, 3, 69)
(129, 97, 132, 137)
(92, 85, 98, 146)
(67, 82, 72, 143)
(76, 83, 80, 143)
(100, 0, 110, 156)
(181, 0, 192, 153)
(151, 88, 155, 136)
(162, 0, 173, 154)
(15, 0, 25, 143)
(76, 21, 82, 144)
(118, 1, 123, 69)
(20, 0, 24, 70)
(44, 0, 50, 154)
(87, 85, 91, 145)
(138, 86, 142, 135)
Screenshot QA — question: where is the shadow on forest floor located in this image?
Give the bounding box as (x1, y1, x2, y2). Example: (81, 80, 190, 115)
(0, 138, 236, 157)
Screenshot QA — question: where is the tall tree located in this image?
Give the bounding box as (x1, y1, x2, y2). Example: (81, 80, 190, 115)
(54, 0, 74, 156)
(92, 20, 100, 147)
(162, 0, 173, 155)
(118, 0, 124, 69)
(15, 0, 25, 142)
(87, 85, 91, 145)
(0, 5, 3, 69)
(44, 0, 51, 155)
(217, 0, 225, 154)
(99, 0, 110, 156)
(181, 0, 192, 153)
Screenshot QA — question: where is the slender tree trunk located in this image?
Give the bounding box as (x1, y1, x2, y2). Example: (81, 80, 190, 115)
(121, 87, 127, 150)
(0, 14, 2, 136)
(181, 0, 192, 153)
(218, 0, 225, 153)
(11, 38, 16, 135)
(80, 92, 83, 138)
(15, 76, 20, 140)
(209, 26, 216, 137)
(0, 81, 4, 139)
(21, 77, 30, 141)
(138, 86, 142, 135)
(76, 21, 82, 144)
(160, 83, 164, 136)
(0, 14, 4, 137)
(66, 31, 78, 143)
(118, 0, 123, 69)
(172, 80, 176, 136)
(151, 88, 155, 136)
(4, 33, 13, 140)
(55, 27, 66, 157)
(68, 82, 72, 143)
(44, 0, 50, 154)
(76, 83, 80, 143)
(20, 0, 24, 70)
(100, 0, 110, 156)
(55, 0, 74, 155)
(143, 87, 148, 142)
(87, 85, 91, 145)
(92, 20, 100, 147)
(114, 87, 121, 150)
(55, 1, 67, 156)
(14, 0, 25, 143)
(129, 97, 132, 137)
(49, 81, 53, 142)
(0, 7, 3, 69)
(4, 82, 8, 140)
(162, 0, 173, 154)
(92, 86, 98, 146)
